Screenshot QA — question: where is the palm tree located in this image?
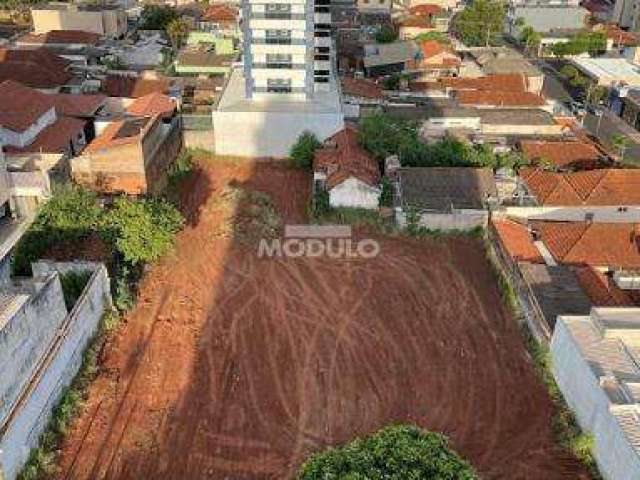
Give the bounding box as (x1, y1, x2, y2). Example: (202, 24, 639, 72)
(612, 133, 632, 162)
(166, 18, 190, 51)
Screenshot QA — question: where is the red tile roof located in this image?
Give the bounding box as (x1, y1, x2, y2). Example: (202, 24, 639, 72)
(440, 74, 528, 92)
(493, 218, 543, 263)
(126, 92, 175, 118)
(0, 48, 72, 89)
(574, 265, 638, 306)
(4, 117, 85, 154)
(103, 75, 170, 98)
(47, 93, 106, 117)
(202, 4, 238, 23)
(520, 168, 640, 206)
(409, 4, 442, 16)
(85, 116, 157, 153)
(600, 24, 639, 46)
(456, 90, 545, 107)
(314, 125, 380, 189)
(17, 30, 100, 46)
(532, 221, 640, 269)
(341, 76, 383, 99)
(0, 80, 55, 132)
(520, 140, 602, 169)
(419, 39, 446, 59)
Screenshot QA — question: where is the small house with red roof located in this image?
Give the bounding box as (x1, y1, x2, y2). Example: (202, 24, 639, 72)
(408, 40, 460, 80)
(313, 125, 381, 209)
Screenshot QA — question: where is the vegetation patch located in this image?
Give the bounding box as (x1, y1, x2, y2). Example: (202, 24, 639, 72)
(298, 424, 478, 479)
(59, 270, 92, 311)
(290, 131, 321, 169)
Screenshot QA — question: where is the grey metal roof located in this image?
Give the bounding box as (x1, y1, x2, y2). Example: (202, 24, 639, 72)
(511, 6, 589, 33)
(362, 41, 417, 68)
(397, 167, 497, 211)
(477, 108, 555, 125)
(519, 263, 592, 330)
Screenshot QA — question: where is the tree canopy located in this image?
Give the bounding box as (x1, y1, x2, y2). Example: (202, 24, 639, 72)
(452, 0, 505, 47)
(549, 32, 606, 57)
(290, 131, 321, 169)
(298, 424, 478, 479)
(140, 4, 179, 30)
(375, 24, 397, 44)
(358, 114, 526, 169)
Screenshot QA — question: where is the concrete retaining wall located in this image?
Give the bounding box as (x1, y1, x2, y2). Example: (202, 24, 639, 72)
(0, 263, 112, 480)
(183, 130, 215, 151)
(396, 208, 488, 231)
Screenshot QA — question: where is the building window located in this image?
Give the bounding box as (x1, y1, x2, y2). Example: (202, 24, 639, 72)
(266, 29, 291, 44)
(265, 3, 292, 19)
(267, 78, 292, 93)
(266, 53, 293, 68)
(314, 54, 330, 61)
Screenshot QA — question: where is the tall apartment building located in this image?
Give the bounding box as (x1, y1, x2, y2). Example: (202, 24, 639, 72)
(242, 0, 333, 99)
(213, 0, 344, 157)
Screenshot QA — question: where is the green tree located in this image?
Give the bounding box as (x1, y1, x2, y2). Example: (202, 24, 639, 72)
(298, 424, 477, 479)
(414, 31, 450, 44)
(452, 0, 505, 47)
(290, 131, 321, 169)
(140, 4, 179, 30)
(375, 24, 397, 43)
(100, 197, 184, 265)
(520, 25, 542, 56)
(612, 133, 632, 162)
(166, 17, 190, 50)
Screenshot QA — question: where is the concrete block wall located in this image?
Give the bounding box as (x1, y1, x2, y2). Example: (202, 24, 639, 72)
(0, 263, 112, 480)
(0, 274, 67, 424)
(395, 208, 488, 231)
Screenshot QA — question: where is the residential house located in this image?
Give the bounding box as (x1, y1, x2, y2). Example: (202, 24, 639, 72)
(71, 114, 181, 195)
(506, 168, 640, 221)
(393, 166, 497, 230)
(519, 140, 605, 170)
(470, 48, 544, 94)
(408, 40, 460, 80)
(101, 74, 172, 113)
(551, 308, 640, 480)
(199, 4, 239, 37)
(340, 76, 385, 119)
(455, 90, 546, 109)
(15, 30, 102, 68)
(0, 80, 87, 177)
(31, 3, 127, 39)
(398, 5, 449, 39)
(174, 48, 237, 76)
(440, 73, 532, 93)
(362, 41, 417, 77)
(125, 92, 177, 119)
(570, 57, 640, 87)
(0, 48, 73, 93)
(313, 125, 381, 210)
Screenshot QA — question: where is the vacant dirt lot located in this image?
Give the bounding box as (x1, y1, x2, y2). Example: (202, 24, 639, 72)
(56, 158, 589, 479)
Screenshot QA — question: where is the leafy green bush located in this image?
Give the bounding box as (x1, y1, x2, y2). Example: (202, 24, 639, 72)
(379, 177, 393, 207)
(299, 424, 477, 479)
(309, 190, 331, 219)
(290, 131, 321, 169)
(59, 270, 92, 311)
(375, 24, 397, 43)
(12, 186, 101, 275)
(100, 197, 184, 266)
(140, 4, 178, 29)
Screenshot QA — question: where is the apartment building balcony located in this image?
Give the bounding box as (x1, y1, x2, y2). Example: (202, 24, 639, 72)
(314, 36, 331, 48)
(249, 18, 307, 30)
(251, 42, 307, 55)
(252, 37, 307, 45)
(314, 12, 331, 23)
(253, 62, 307, 69)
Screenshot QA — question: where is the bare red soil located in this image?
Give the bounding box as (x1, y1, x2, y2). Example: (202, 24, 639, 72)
(56, 159, 589, 480)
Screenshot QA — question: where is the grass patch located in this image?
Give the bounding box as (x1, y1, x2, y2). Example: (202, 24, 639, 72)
(18, 310, 121, 480)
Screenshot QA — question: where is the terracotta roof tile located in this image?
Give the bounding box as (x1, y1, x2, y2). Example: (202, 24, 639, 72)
(419, 39, 446, 58)
(400, 16, 433, 28)
(4, 117, 85, 154)
(202, 4, 238, 23)
(47, 93, 106, 117)
(84, 116, 157, 153)
(520, 140, 602, 169)
(493, 218, 543, 263)
(314, 125, 380, 189)
(17, 30, 100, 45)
(456, 90, 545, 107)
(409, 4, 442, 15)
(440, 74, 528, 92)
(0, 48, 72, 89)
(103, 75, 169, 98)
(574, 265, 637, 306)
(521, 168, 640, 206)
(532, 221, 640, 269)
(0, 80, 55, 132)
(341, 76, 383, 99)
(126, 92, 175, 118)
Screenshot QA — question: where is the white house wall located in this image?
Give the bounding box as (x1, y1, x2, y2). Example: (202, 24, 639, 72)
(329, 177, 380, 210)
(551, 318, 640, 480)
(504, 206, 640, 223)
(0, 108, 56, 149)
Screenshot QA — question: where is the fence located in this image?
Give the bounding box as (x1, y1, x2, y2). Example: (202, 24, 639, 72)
(486, 223, 552, 344)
